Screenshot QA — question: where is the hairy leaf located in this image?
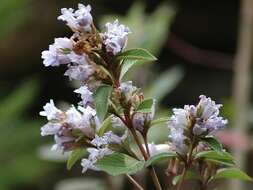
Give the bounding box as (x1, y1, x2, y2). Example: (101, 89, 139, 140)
(67, 149, 86, 170)
(93, 85, 112, 122)
(145, 152, 177, 167)
(116, 48, 157, 61)
(213, 168, 252, 181)
(96, 153, 144, 176)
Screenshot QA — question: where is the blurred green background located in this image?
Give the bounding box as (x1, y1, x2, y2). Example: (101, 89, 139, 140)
(1, 0, 252, 190)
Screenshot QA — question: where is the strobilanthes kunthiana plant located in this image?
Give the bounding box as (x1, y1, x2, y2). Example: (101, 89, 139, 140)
(40, 3, 252, 190)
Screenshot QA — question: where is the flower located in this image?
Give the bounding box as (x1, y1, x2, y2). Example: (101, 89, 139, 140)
(64, 64, 94, 81)
(39, 100, 63, 120)
(91, 131, 126, 147)
(193, 95, 227, 135)
(132, 99, 156, 132)
(74, 86, 93, 106)
(119, 81, 137, 102)
(168, 95, 227, 155)
(58, 4, 93, 32)
(41, 37, 73, 67)
(81, 147, 113, 173)
(143, 143, 171, 156)
(102, 20, 130, 55)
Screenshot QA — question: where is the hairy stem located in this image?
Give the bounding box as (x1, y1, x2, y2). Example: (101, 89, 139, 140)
(176, 165, 187, 190)
(126, 174, 144, 190)
(130, 128, 162, 190)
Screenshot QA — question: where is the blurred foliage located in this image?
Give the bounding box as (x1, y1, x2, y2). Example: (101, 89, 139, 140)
(100, 1, 174, 55)
(0, 0, 29, 39)
(0, 79, 52, 190)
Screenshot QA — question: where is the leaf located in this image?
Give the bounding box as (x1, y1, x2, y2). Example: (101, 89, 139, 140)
(145, 66, 184, 103)
(120, 59, 138, 80)
(145, 152, 177, 167)
(93, 85, 112, 122)
(136, 99, 154, 113)
(116, 48, 157, 61)
(213, 168, 252, 181)
(195, 151, 235, 166)
(67, 149, 86, 170)
(0, 79, 39, 123)
(96, 153, 145, 176)
(201, 136, 223, 153)
(98, 115, 112, 136)
(150, 117, 169, 127)
(172, 170, 200, 185)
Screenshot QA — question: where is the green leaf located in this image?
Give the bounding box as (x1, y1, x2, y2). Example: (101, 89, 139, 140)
(145, 152, 177, 167)
(93, 85, 112, 122)
(195, 151, 235, 166)
(145, 66, 184, 103)
(150, 117, 169, 127)
(201, 136, 223, 153)
(172, 170, 200, 185)
(0, 79, 39, 123)
(120, 59, 138, 80)
(98, 115, 112, 136)
(213, 168, 252, 181)
(96, 153, 145, 176)
(136, 99, 154, 113)
(67, 149, 86, 170)
(116, 48, 157, 61)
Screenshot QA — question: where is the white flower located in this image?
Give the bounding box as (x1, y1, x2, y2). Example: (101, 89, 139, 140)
(74, 86, 93, 106)
(52, 135, 75, 151)
(40, 100, 63, 120)
(102, 20, 130, 54)
(111, 116, 125, 129)
(81, 147, 113, 173)
(41, 38, 73, 67)
(197, 95, 222, 119)
(65, 106, 82, 126)
(64, 64, 94, 81)
(81, 159, 98, 173)
(119, 81, 137, 101)
(132, 99, 156, 132)
(91, 131, 124, 147)
(41, 123, 62, 136)
(68, 52, 87, 65)
(58, 4, 93, 32)
(143, 143, 171, 156)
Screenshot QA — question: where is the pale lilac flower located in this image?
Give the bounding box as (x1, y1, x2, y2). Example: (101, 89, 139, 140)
(143, 143, 171, 156)
(132, 99, 156, 132)
(81, 147, 113, 173)
(91, 131, 125, 147)
(119, 81, 137, 101)
(41, 38, 73, 67)
(58, 4, 93, 32)
(197, 95, 222, 119)
(68, 52, 87, 65)
(64, 64, 94, 81)
(39, 100, 63, 120)
(40, 123, 62, 136)
(168, 95, 227, 154)
(102, 20, 130, 55)
(52, 135, 76, 151)
(65, 106, 83, 126)
(74, 86, 93, 106)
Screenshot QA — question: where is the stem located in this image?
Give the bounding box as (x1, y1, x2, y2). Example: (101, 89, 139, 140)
(176, 140, 195, 190)
(176, 165, 187, 190)
(130, 129, 162, 190)
(126, 174, 144, 190)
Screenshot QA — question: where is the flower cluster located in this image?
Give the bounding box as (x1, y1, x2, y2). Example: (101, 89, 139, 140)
(39, 3, 252, 189)
(40, 3, 135, 173)
(42, 4, 130, 83)
(168, 95, 228, 155)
